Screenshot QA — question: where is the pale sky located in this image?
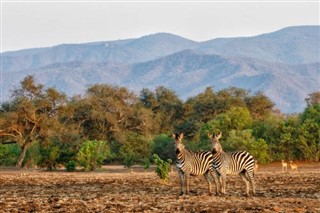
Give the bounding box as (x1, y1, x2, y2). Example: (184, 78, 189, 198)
(1, 0, 319, 52)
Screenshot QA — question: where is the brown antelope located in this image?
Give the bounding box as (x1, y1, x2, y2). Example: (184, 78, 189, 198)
(289, 161, 298, 172)
(281, 160, 288, 172)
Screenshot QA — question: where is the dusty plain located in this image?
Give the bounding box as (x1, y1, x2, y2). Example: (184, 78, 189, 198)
(0, 163, 320, 212)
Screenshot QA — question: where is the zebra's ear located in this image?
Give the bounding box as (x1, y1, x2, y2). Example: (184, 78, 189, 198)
(208, 132, 213, 139)
(217, 132, 222, 139)
(172, 133, 176, 139)
(179, 133, 184, 140)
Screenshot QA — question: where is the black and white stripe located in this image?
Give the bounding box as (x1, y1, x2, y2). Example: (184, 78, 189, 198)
(173, 133, 219, 196)
(209, 132, 256, 196)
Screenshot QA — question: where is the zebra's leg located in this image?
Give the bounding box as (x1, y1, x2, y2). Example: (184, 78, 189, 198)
(220, 173, 227, 195)
(250, 178, 256, 196)
(204, 172, 213, 196)
(178, 170, 185, 195)
(247, 170, 256, 196)
(210, 170, 220, 196)
(239, 171, 250, 196)
(185, 173, 190, 195)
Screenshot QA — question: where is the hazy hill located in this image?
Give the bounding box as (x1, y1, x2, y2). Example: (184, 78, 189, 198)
(125, 50, 319, 112)
(1, 26, 320, 113)
(2, 33, 197, 72)
(197, 26, 320, 64)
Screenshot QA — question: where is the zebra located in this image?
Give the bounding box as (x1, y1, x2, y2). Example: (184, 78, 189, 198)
(173, 133, 219, 196)
(208, 132, 256, 196)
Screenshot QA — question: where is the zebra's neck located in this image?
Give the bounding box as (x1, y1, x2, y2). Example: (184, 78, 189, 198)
(212, 150, 224, 169)
(176, 148, 188, 162)
(212, 151, 221, 160)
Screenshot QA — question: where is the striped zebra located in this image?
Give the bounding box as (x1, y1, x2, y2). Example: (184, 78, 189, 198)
(208, 132, 256, 196)
(173, 133, 219, 196)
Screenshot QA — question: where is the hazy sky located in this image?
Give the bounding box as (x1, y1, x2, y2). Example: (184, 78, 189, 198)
(1, 0, 319, 52)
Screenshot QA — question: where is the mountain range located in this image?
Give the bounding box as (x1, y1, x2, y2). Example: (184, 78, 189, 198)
(2, 26, 320, 113)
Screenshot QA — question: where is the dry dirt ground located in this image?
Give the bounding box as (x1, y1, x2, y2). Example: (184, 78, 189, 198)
(0, 163, 320, 213)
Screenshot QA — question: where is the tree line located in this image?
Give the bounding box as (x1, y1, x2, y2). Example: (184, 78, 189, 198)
(0, 75, 319, 169)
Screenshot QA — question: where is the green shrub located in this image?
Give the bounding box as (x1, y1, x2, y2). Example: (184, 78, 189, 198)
(38, 143, 60, 170)
(225, 130, 270, 164)
(24, 141, 40, 168)
(65, 160, 76, 172)
(152, 134, 176, 160)
(122, 150, 136, 168)
(0, 144, 20, 166)
(76, 140, 111, 171)
(141, 158, 150, 171)
(120, 132, 152, 167)
(153, 154, 172, 181)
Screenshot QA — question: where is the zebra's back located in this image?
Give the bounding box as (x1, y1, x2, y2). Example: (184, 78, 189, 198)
(215, 151, 255, 175)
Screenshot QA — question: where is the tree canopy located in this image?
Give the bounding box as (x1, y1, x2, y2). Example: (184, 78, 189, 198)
(1, 75, 319, 169)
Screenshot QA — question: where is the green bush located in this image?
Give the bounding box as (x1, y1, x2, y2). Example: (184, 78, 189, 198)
(0, 144, 20, 166)
(141, 158, 150, 171)
(38, 142, 60, 170)
(152, 134, 175, 160)
(153, 154, 172, 181)
(122, 150, 136, 168)
(65, 160, 76, 172)
(24, 141, 41, 168)
(36, 134, 82, 170)
(120, 132, 152, 167)
(76, 140, 111, 171)
(225, 130, 270, 164)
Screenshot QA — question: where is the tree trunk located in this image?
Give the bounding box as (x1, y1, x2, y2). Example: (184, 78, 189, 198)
(16, 142, 29, 168)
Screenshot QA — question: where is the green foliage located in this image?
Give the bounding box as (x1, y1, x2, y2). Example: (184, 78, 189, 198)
(1, 78, 319, 166)
(38, 141, 60, 170)
(122, 150, 136, 168)
(301, 104, 320, 123)
(152, 134, 175, 161)
(76, 140, 111, 171)
(24, 141, 41, 168)
(0, 144, 20, 166)
(224, 130, 270, 164)
(0, 75, 67, 168)
(120, 132, 152, 167)
(65, 160, 76, 172)
(140, 158, 150, 170)
(153, 154, 172, 181)
(201, 107, 252, 137)
(245, 91, 274, 120)
(36, 133, 81, 170)
(295, 118, 320, 161)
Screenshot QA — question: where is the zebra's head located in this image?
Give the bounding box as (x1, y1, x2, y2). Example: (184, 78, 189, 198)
(172, 133, 185, 154)
(208, 132, 222, 154)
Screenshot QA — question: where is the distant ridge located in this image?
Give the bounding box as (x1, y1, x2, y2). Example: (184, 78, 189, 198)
(2, 26, 320, 113)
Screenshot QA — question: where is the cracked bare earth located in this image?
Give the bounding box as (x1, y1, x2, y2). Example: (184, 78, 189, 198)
(0, 163, 320, 212)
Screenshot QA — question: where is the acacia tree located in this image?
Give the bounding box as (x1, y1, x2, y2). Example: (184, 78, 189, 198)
(245, 91, 274, 120)
(139, 86, 184, 134)
(75, 84, 154, 141)
(0, 76, 66, 167)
